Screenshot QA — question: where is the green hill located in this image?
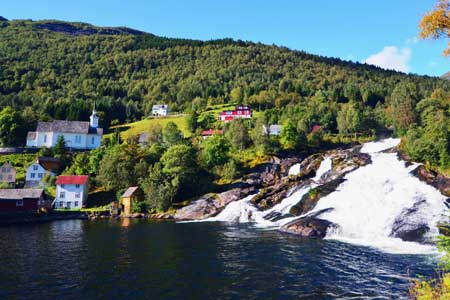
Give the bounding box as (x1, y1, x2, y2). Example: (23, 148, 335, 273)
(0, 18, 448, 131)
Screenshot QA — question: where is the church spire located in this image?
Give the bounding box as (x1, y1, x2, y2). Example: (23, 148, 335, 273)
(90, 101, 99, 128)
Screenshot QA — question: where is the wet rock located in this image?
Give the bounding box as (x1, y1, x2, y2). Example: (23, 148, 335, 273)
(174, 187, 256, 221)
(251, 180, 303, 210)
(438, 222, 450, 237)
(289, 178, 346, 216)
(391, 200, 431, 243)
(411, 165, 450, 197)
(245, 162, 281, 187)
(280, 216, 335, 238)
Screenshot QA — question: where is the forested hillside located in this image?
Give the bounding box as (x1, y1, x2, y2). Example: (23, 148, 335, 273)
(0, 18, 448, 174)
(0, 19, 447, 125)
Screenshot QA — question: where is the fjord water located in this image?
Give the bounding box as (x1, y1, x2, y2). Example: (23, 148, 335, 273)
(0, 219, 437, 300)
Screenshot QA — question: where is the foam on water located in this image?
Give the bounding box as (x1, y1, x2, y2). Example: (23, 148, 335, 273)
(198, 138, 448, 254)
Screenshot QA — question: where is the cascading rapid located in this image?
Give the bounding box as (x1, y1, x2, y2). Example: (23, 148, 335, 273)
(200, 138, 448, 254)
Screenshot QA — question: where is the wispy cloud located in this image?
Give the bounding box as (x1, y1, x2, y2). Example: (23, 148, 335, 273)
(364, 46, 412, 73)
(405, 36, 419, 45)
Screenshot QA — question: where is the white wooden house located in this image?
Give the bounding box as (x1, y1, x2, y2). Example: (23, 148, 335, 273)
(54, 175, 89, 209)
(26, 105, 103, 150)
(152, 104, 169, 116)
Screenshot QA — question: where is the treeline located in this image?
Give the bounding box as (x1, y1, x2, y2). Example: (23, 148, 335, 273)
(0, 19, 448, 130)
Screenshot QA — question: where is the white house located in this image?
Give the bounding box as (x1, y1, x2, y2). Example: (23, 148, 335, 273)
(263, 124, 282, 136)
(152, 104, 169, 116)
(26, 105, 103, 150)
(54, 175, 89, 209)
(25, 161, 56, 188)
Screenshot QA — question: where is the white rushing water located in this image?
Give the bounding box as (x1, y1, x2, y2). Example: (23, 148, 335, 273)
(201, 138, 448, 254)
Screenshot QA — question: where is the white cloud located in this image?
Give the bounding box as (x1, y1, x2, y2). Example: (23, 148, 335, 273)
(364, 46, 412, 72)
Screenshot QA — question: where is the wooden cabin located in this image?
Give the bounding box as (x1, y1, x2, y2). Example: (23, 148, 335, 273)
(121, 187, 144, 215)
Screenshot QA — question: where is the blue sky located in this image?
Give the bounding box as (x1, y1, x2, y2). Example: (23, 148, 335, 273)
(3, 0, 449, 76)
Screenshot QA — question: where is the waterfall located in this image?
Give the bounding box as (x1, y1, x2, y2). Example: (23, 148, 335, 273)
(312, 157, 332, 182)
(200, 138, 448, 254)
(311, 139, 447, 254)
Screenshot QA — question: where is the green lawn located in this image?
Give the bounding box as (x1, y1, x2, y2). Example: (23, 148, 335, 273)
(109, 115, 190, 141)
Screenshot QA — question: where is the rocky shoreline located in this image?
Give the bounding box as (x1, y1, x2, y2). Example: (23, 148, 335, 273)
(173, 141, 450, 243)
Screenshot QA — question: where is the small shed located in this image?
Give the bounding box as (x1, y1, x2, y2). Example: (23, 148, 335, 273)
(121, 187, 144, 215)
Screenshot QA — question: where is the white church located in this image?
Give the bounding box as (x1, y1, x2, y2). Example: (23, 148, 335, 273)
(26, 105, 103, 150)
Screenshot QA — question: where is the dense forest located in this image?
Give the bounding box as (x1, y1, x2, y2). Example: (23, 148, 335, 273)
(0, 18, 449, 207)
(0, 18, 448, 126)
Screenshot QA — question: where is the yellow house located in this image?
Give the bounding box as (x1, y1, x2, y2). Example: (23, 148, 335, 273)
(120, 187, 144, 215)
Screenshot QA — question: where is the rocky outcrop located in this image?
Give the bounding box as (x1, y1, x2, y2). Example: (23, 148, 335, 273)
(174, 187, 256, 221)
(411, 165, 450, 197)
(289, 178, 346, 216)
(390, 200, 431, 243)
(281, 216, 335, 238)
(175, 145, 371, 221)
(251, 146, 370, 211)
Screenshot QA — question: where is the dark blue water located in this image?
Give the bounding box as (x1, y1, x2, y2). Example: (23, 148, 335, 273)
(0, 219, 437, 300)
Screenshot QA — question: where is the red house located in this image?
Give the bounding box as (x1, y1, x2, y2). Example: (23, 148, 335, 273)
(219, 105, 252, 122)
(201, 129, 224, 139)
(0, 189, 50, 213)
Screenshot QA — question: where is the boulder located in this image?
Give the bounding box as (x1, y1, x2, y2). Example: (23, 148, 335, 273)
(390, 200, 431, 243)
(411, 165, 450, 197)
(280, 216, 335, 238)
(174, 187, 256, 221)
(289, 178, 346, 216)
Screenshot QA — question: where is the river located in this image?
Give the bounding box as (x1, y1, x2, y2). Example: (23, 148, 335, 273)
(0, 219, 438, 300)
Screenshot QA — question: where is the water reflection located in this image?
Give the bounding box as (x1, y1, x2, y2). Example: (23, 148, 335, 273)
(0, 220, 437, 300)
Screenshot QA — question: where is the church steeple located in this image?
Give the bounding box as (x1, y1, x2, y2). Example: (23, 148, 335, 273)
(90, 101, 99, 128)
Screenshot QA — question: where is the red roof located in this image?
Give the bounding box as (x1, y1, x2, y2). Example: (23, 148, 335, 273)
(311, 125, 322, 133)
(202, 129, 224, 136)
(56, 175, 89, 185)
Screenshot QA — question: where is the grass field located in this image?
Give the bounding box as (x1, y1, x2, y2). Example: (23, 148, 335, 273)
(109, 115, 190, 141)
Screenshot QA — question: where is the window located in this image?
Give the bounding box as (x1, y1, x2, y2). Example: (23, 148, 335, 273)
(33, 165, 38, 171)
(75, 192, 80, 199)
(30, 173, 36, 179)
(66, 202, 71, 209)
(38, 173, 43, 179)
(0, 175, 3, 181)
(7, 175, 12, 181)
(1, 168, 5, 172)
(91, 136, 95, 144)
(16, 201, 23, 207)
(75, 135, 81, 144)
(61, 184, 65, 188)
(43, 135, 47, 143)
(59, 201, 63, 208)
(76, 184, 80, 188)
(74, 201, 79, 207)
(60, 192, 65, 199)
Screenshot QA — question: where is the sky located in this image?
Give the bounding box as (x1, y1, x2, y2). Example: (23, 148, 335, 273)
(3, 0, 449, 76)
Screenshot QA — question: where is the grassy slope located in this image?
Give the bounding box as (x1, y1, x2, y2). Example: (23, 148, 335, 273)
(109, 115, 189, 140)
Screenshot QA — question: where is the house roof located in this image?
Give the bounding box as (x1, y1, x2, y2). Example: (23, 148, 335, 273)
(0, 189, 44, 200)
(121, 187, 141, 198)
(201, 129, 224, 136)
(1, 162, 13, 168)
(36, 120, 103, 135)
(56, 175, 89, 185)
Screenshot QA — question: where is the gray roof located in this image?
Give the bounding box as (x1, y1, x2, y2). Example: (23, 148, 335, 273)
(121, 187, 140, 198)
(0, 189, 44, 200)
(36, 120, 102, 135)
